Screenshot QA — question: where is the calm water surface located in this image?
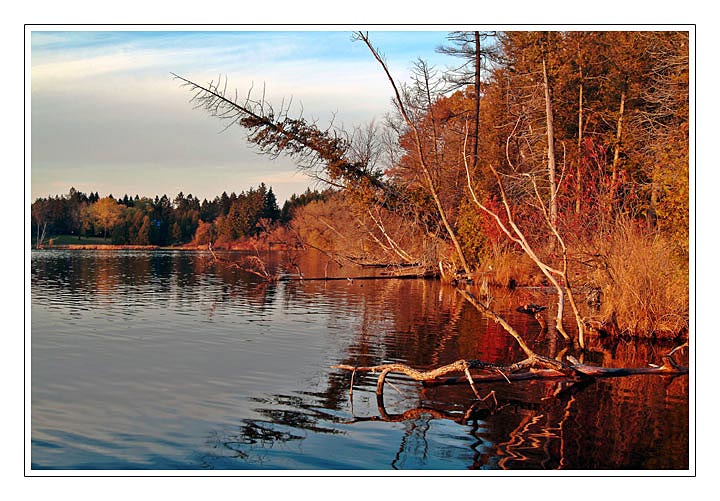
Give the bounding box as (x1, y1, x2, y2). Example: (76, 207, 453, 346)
(31, 250, 689, 470)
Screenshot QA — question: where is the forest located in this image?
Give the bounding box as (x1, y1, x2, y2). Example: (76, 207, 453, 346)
(30, 183, 315, 247)
(32, 31, 689, 343)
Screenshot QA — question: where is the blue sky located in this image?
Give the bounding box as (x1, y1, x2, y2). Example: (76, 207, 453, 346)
(30, 30, 456, 203)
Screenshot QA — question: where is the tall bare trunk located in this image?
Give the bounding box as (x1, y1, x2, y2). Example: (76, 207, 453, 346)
(37, 221, 47, 248)
(648, 163, 660, 229)
(472, 31, 481, 169)
(358, 32, 471, 276)
(576, 78, 583, 215)
(611, 81, 627, 188)
(542, 56, 558, 228)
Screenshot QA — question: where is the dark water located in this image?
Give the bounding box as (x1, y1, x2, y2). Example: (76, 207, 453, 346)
(30, 249, 689, 470)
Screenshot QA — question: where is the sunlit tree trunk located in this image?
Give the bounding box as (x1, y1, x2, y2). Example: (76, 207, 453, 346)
(648, 163, 660, 229)
(472, 31, 481, 169)
(357, 32, 471, 276)
(542, 55, 558, 228)
(611, 80, 627, 189)
(576, 72, 584, 215)
(36, 221, 47, 248)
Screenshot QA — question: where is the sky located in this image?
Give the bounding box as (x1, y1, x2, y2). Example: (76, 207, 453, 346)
(30, 30, 458, 203)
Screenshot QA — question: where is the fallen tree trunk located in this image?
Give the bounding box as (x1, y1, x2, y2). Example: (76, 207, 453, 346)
(332, 345, 688, 399)
(281, 273, 437, 281)
(424, 364, 687, 387)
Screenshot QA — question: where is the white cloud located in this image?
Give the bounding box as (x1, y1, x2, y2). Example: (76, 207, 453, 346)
(32, 51, 161, 84)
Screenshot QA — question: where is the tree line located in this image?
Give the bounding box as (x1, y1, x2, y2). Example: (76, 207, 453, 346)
(31, 184, 326, 247)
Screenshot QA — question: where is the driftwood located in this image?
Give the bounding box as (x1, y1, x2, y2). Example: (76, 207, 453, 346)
(332, 343, 688, 400)
(208, 242, 437, 282)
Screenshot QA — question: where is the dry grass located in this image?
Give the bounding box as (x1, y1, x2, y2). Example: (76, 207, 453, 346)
(478, 219, 688, 339)
(484, 249, 545, 288)
(582, 221, 689, 339)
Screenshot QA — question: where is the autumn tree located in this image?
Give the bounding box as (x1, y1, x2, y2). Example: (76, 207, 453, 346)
(280, 188, 328, 224)
(638, 32, 689, 251)
(89, 197, 126, 238)
(31, 198, 50, 247)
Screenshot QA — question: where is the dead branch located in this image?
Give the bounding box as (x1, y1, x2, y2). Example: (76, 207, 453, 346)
(173, 72, 390, 195)
(333, 343, 688, 400)
(365, 208, 417, 264)
(456, 289, 538, 360)
(333, 354, 578, 398)
(207, 243, 277, 282)
(527, 172, 586, 348)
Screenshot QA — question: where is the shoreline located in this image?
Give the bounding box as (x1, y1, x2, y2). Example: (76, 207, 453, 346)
(35, 244, 160, 250)
(33, 242, 287, 251)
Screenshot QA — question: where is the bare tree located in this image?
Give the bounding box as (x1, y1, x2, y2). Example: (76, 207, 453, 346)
(540, 35, 559, 228)
(353, 32, 471, 276)
(32, 199, 49, 248)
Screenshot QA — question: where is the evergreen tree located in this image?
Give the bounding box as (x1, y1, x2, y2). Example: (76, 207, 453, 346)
(262, 187, 281, 221)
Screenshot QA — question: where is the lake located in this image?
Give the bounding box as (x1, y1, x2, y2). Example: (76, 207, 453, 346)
(30, 249, 689, 470)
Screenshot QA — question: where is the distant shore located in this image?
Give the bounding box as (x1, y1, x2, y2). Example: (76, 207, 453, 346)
(34, 241, 289, 251)
(36, 244, 163, 250)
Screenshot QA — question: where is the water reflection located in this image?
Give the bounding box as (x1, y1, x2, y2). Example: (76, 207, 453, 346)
(205, 373, 688, 469)
(31, 250, 689, 470)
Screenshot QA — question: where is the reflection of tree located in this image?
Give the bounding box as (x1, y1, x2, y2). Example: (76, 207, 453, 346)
(341, 378, 595, 469)
(321, 273, 687, 468)
(200, 392, 345, 468)
(391, 415, 430, 470)
(325, 279, 518, 384)
(207, 420, 304, 462)
(31, 250, 282, 322)
(202, 254, 280, 320)
(345, 390, 505, 469)
(280, 327, 685, 470)
(331, 361, 687, 470)
(311, 278, 491, 413)
(251, 394, 343, 436)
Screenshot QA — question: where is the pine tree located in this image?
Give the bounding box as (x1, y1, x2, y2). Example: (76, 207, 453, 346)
(262, 187, 281, 221)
